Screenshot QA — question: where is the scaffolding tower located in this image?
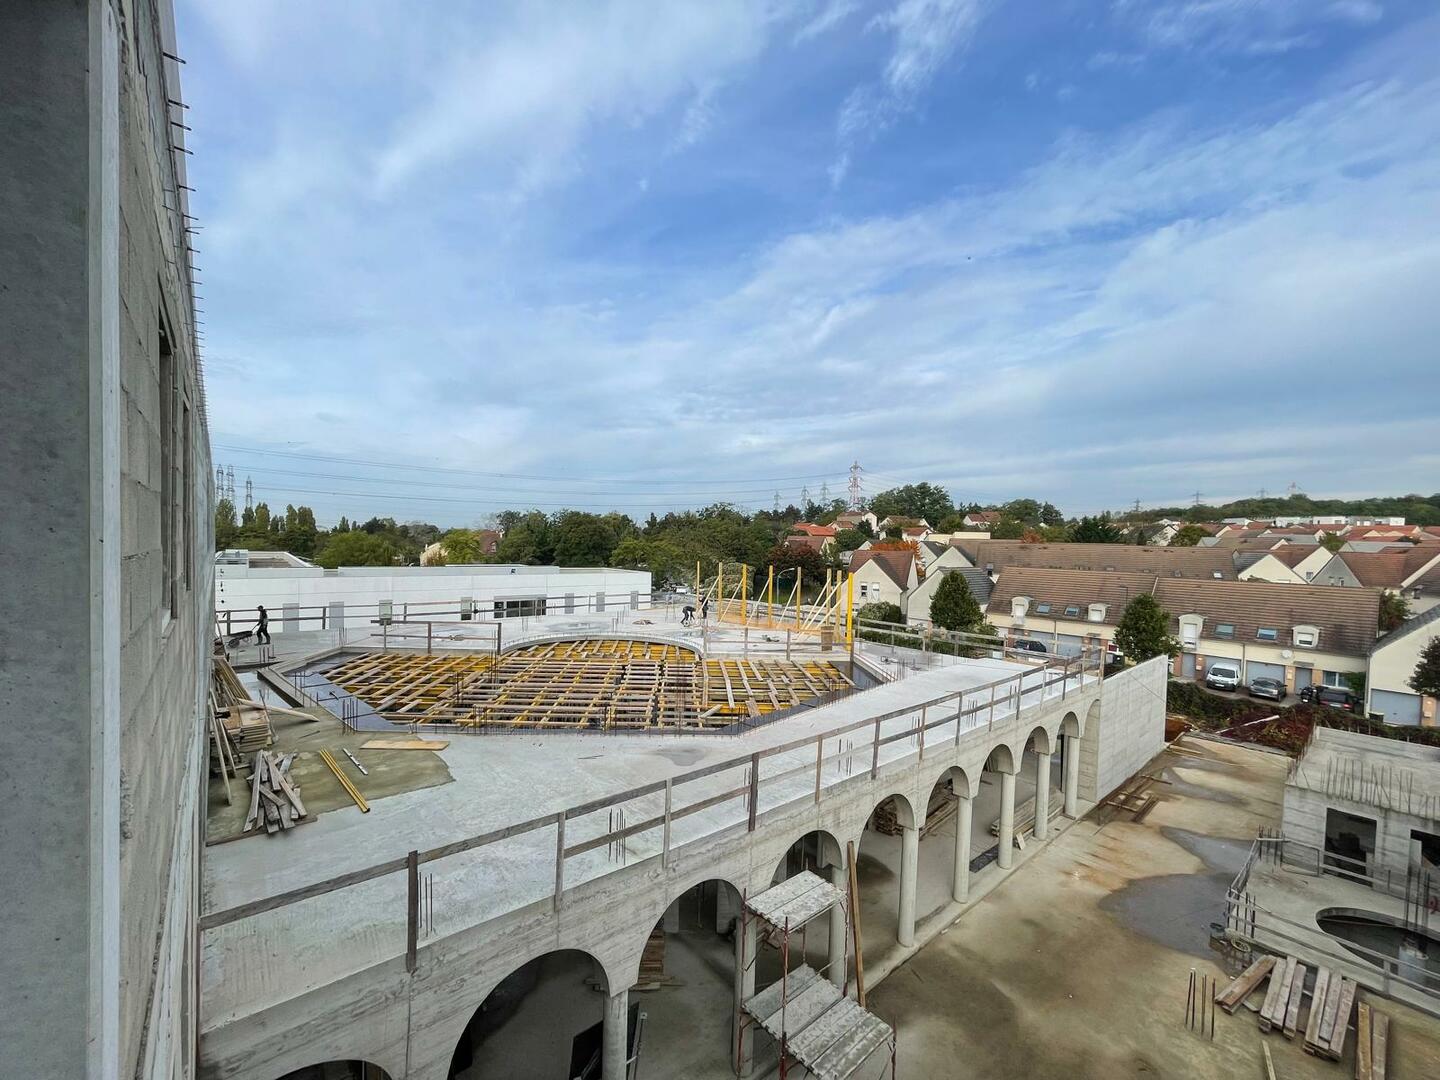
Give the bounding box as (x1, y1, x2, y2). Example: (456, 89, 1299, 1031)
(738, 871, 896, 1080)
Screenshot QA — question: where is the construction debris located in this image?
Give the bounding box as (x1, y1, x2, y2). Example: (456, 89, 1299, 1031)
(212, 658, 273, 751)
(244, 751, 307, 835)
(1218, 952, 1368, 1065)
(360, 737, 450, 751)
(1216, 954, 1277, 1013)
(1356, 1002, 1390, 1080)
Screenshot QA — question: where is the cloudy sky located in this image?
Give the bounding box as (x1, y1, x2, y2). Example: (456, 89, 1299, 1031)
(180, 0, 1440, 526)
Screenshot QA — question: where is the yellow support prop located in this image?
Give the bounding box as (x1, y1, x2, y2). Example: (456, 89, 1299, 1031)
(741, 564, 748, 627)
(846, 572, 854, 645)
(767, 565, 774, 628)
(717, 563, 724, 621)
(795, 568, 803, 630)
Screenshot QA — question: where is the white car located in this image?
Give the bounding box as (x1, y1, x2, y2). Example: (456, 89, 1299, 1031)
(1205, 662, 1242, 691)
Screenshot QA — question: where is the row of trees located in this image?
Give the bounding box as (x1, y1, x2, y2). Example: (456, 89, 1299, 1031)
(1133, 492, 1440, 528)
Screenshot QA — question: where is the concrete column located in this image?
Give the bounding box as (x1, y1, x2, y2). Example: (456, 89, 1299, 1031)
(603, 987, 629, 1080)
(1034, 752, 1051, 841)
(997, 771, 1017, 870)
(952, 795, 973, 903)
(733, 912, 756, 1076)
(898, 824, 918, 946)
(1064, 734, 1080, 818)
(828, 862, 847, 987)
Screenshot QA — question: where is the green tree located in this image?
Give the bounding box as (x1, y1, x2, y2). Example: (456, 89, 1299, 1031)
(314, 530, 397, 569)
(834, 528, 869, 553)
(253, 502, 271, 534)
(767, 542, 828, 590)
(437, 528, 486, 564)
(1071, 512, 1124, 543)
(1170, 524, 1208, 547)
(928, 571, 986, 633)
(856, 601, 903, 625)
(495, 511, 555, 565)
(868, 483, 954, 524)
(1321, 531, 1346, 553)
(215, 498, 239, 549)
(990, 519, 1025, 539)
(1410, 637, 1440, 697)
(552, 512, 620, 567)
(1114, 593, 1179, 662)
(1379, 591, 1412, 634)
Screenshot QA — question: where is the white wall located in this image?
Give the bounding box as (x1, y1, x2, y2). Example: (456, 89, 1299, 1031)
(215, 564, 652, 632)
(1088, 656, 1168, 801)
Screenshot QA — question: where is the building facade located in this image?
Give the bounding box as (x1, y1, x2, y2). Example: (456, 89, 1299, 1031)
(1, 3, 214, 1077)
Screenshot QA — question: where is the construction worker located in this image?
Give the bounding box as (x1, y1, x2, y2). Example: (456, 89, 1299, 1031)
(255, 604, 271, 645)
(681, 604, 696, 626)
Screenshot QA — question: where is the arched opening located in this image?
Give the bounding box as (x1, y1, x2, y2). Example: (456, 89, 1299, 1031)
(272, 1065, 392, 1080)
(634, 878, 746, 1079)
(1059, 710, 1082, 817)
(768, 830, 848, 983)
(908, 767, 976, 926)
(1079, 699, 1102, 804)
(1020, 726, 1063, 842)
(977, 744, 1018, 872)
(449, 949, 609, 1079)
(855, 792, 919, 972)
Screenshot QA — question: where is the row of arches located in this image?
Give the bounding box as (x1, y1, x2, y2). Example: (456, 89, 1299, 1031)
(271, 708, 1093, 1080)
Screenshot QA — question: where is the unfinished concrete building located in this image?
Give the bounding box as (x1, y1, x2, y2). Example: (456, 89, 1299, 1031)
(1, 2, 213, 1078)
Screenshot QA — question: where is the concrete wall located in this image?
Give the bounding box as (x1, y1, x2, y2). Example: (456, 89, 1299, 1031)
(1, 2, 212, 1077)
(1281, 785, 1433, 878)
(1081, 657, 1168, 802)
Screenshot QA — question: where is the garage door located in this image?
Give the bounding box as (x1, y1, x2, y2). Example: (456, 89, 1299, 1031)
(1181, 653, 1196, 678)
(1371, 689, 1422, 726)
(1246, 661, 1285, 683)
(1201, 656, 1236, 679)
(1054, 633, 1084, 658)
(1294, 667, 1314, 692)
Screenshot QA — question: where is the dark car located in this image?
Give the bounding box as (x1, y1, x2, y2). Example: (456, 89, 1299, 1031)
(1248, 676, 1286, 701)
(1011, 639, 1048, 654)
(1299, 685, 1360, 711)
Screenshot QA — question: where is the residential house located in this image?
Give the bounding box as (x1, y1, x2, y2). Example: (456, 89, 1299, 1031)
(985, 568, 1381, 690)
(902, 566, 995, 627)
(1235, 551, 1308, 584)
(1310, 548, 1440, 614)
(917, 540, 972, 573)
(1365, 605, 1440, 726)
(953, 540, 1236, 582)
(834, 510, 879, 535)
(876, 515, 930, 537)
(784, 522, 837, 554)
(962, 511, 1003, 529)
(900, 524, 931, 543)
(849, 549, 919, 610)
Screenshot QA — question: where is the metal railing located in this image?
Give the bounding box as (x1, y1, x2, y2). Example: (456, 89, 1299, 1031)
(200, 648, 1100, 951)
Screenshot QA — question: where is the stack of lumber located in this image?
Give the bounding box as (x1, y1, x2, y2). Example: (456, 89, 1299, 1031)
(1303, 968, 1358, 1061)
(244, 750, 307, 835)
(1258, 955, 1307, 1038)
(1216, 955, 1277, 1014)
(212, 659, 273, 751)
(873, 787, 954, 837)
(634, 928, 679, 990)
(1355, 1002, 1389, 1080)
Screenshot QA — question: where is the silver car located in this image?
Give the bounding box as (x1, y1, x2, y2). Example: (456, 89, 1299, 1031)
(1205, 663, 1242, 691)
(1247, 676, 1285, 701)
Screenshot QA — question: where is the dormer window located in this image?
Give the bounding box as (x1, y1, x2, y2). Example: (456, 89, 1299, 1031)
(1256, 627, 1279, 642)
(1293, 625, 1319, 648)
(1035, 602, 1051, 614)
(1011, 596, 1030, 621)
(1088, 603, 1106, 622)
(1178, 614, 1203, 648)
(1215, 623, 1235, 639)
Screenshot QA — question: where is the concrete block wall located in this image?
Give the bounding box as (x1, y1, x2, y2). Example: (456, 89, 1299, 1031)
(1081, 656, 1168, 802)
(0, 2, 212, 1077)
(1283, 784, 1433, 879)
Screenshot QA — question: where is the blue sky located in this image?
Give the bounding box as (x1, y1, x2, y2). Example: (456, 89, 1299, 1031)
(179, 0, 1440, 526)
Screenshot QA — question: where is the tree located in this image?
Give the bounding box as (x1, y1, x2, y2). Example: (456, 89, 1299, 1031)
(1321, 531, 1346, 553)
(1379, 591, 1412, 634)
(314, 530, 397, 569)
(1170, 524, 1208, 547)
(929, 572, 986, 633)
(495, 511, 555, 565)
(552, 512, 620, 567)
(868, 483, 954, 524)
(1410, 637, 1440, 698)
(215, 498, 239, 549)
(856, 601, 903, 625)
(766, 543, 828, 587)
(990, 519, 1025, 539)
(1114, 593, 1179, 662)
(1071, 512, 1124, 544)
(834, 528, 868, 553)
(437, 528, 486, 564)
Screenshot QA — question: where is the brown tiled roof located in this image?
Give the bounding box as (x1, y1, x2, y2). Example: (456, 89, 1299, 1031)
(986, 568, 1156, 626)
(1154, 578, 1380, 656)
(988, 568, 1382, 655)
(1266, 546, 1317, 568)
(783, 534, 828, 555)
(1337, 548, 1440, 588)
(849, 548, 915, 589)
(958, 541, 1236, 580)
(791, 522, 837, 537)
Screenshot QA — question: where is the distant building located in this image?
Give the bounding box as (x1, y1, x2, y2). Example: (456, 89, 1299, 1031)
(1366, 605, 1440, 726)
(834, 510, 878, 534)
(902, 566, 994, 627)
(962, 511, 1002, 529)
(848, 548, 919, 609)
(953, 540, 1236, 582)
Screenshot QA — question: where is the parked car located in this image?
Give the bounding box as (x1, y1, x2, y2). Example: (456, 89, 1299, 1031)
(1011, 638, 1048, 654)
(1247, 676, 1286, 702)
(1205, 662, 1242, 691)
(1299, 685, 1360, 711)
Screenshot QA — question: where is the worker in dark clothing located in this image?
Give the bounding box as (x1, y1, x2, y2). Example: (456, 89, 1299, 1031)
(700, 597, 710, 621)
(255, 604, 271, 645)
(681, 604, 696, 626)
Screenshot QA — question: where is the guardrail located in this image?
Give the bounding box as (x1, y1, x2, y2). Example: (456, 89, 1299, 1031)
(200, 649, 1099, 960)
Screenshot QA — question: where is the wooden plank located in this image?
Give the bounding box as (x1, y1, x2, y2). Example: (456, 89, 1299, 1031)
(1304, 968, 1332, 1052)
(1355, 1003, 1373, 1080)
(1314, 972, 1346, 1056)
(1283, 962, 1307, 1039)
(848, 839, 865, 1008)
(1263, 1043, 1276, 1080)
(1260, 956, 1291, 1030)
(1372, 1010, 1388, 1080)
(1326, 978, 1358, 1060)
(1217, 955, 1277, 1012)
(360, 738, 450, 751)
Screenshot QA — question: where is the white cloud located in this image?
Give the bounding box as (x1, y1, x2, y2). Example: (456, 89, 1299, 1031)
(1121, 0, 1385, 55)
(832, 0, 988, 183)
(794, 0, 861, 43)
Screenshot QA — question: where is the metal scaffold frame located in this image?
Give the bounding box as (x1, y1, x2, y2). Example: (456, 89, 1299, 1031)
(696, 562, 855, 643)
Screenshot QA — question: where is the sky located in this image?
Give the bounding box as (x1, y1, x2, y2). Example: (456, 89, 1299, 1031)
(178, 0, 1440, 527)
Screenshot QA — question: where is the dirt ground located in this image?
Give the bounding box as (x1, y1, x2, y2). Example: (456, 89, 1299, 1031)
(867, 736, 1440, 1080)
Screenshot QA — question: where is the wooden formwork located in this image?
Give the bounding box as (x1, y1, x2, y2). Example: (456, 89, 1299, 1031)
(322, 639, 854, 730)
